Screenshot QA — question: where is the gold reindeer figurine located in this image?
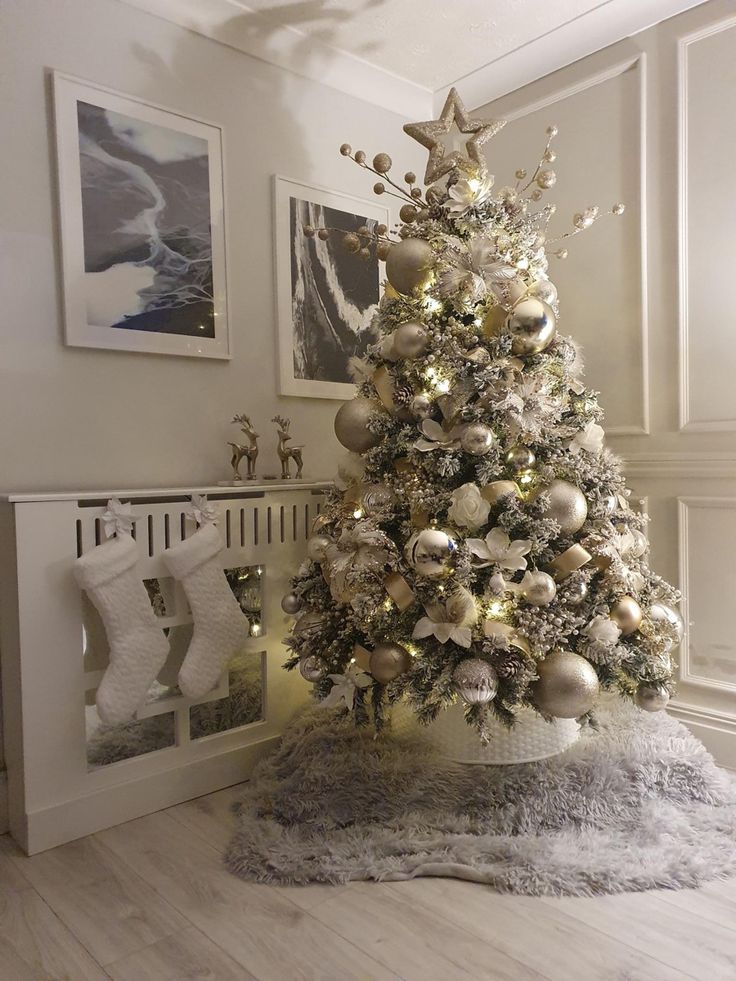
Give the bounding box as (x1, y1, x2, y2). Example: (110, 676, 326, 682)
(272, 415, 304, 479)
(228, 414, 259, 481)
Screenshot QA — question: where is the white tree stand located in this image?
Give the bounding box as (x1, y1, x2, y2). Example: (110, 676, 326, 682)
(394, 700, 580, 765)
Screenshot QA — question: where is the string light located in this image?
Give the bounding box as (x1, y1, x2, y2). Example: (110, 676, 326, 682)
(424, 297, 442, 313)
(436, 379, 451, 394)
(250, 621, 262, 637)
(353, 508, 364, 519)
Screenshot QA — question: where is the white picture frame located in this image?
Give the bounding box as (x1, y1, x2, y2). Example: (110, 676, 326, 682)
(53, 72, 230, 359)
(274, 175, 389, 399)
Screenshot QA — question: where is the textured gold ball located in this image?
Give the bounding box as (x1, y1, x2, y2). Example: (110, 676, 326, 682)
(359, 247, 371, 260)
(521, 571, 557, 606)
(532, 650, 599, 718)
(280, 591, 303, 615)
(354, 150, 366, 164)
(537, 479, 588, 535)
(343, 232, 361, 254)
(392, 322, 428, 358)
(506, 297, 556, 355)
(452, 659, 498, 704)
(373, 182, 385, 195)
(612, 202, 625, 215)
(635, 684, 670, 712)
(404, 171, 416, 184)
(369, 643, 411, 684)
(299, 655, 327, 682)
(610, 596, 642, 636)
(399, 204, 418, 223)
(317, 228, 330, 241)
(460, 423, 495, 456)
(339, 143, 352, 156)
(546, 125, 559, 137)
(376, 241, 391, 261)
(373, 152, 392, 173)
(302, 224, 315, 238)
(307, 534, 332, 562)
(506, 445, 536, 470)
(648, 602, 684, 644)
(482, 480, 520, 506)
(411, 187, 423, 199)
(405, 528, 457, 577)
(385, 238, 434, 295)
(334, 398, 382, 453)
(536, 169, 557, 189)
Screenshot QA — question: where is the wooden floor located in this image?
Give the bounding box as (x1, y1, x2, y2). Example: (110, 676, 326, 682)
(1, 785, 736, 980)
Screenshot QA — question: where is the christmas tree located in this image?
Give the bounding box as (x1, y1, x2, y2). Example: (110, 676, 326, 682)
(281, 88, 682, 739)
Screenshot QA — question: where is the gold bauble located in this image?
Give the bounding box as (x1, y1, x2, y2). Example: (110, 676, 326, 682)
(280, 592, 303, 615)
(369, 643, 411, 684)
(521, 571, 557, 606)
(537, 479, 588, 535)
(452, 659, 498, 705)
(481, 480, 520, 506)
(648, 602, 684, 644)
(372, 152, 392, 173)
(299, 655, 327, 682)
(404, 528, 457, 577)
(531, 650, 599, 718)
(392, 322, 428, 358)
(343, 232, 361, 254)
(610, 596, 642, 636)
(385, 238, 434, 295)
(505, 297, 556, 355)
(376, 241, 391, 261)
(334, 399, 382, 453)
(399, 204, 418, 224)
(634, 684, 670, 712)
(506, 445, 536, 470)
(306, 534, 333, 562)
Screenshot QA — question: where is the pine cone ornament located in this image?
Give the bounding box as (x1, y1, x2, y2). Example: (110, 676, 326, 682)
(494, 649, 526, 680)
(393, 383, 414, 408)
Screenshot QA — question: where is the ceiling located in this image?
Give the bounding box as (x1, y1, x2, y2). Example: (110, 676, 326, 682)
(238, 0, 612, 91)
(120, 0, 708, 115)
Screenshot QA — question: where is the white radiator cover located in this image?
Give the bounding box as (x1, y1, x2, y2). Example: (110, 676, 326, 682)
(0, 482, 328, 854)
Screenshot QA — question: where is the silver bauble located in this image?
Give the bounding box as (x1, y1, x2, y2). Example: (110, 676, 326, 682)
(506, 297, 557, 356)
(460, 423, 494, 456)
(629, 529, 648, 558)
(610, 595, 642, 636)
(483, 480, 520, 506)
(532, 650, 599, 718)
(334, 398, 382, 453)
(506, 445, 536, 470)
(538, 479, 588, 535)
(280, 591, 303, 615)
(600, 493, 617, 516)
(385, 238, 434, 295)
(299, 655, 328, 682)
(635, 683, 670, 712)
(530, 278, 558, 307)
(566, 580, 588, 606)
(410, 393, 434, 420)
(405, 528, 457, 577)
(369, 643, 411, 684)
(648, 602, 684, 644)
(392, 322, 428, 359)
(362, 483, 397, 513)
(452, 659, 498, 704)
(293, 611, 328, 640)
(307, 534, 333, 562)
(522, 571, 557, 606)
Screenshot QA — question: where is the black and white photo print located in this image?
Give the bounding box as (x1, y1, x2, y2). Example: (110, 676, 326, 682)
(275, 177, 389, 398)
(55, 74, 229, 358)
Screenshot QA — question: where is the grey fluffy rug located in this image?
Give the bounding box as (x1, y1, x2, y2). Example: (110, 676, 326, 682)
(225, 700, 736, 896)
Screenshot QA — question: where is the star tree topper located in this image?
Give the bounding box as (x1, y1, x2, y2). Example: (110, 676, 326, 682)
(403, 87, 506, 185)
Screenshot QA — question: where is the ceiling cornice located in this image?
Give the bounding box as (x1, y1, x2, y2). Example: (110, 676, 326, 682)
(118, 0, 707, 118)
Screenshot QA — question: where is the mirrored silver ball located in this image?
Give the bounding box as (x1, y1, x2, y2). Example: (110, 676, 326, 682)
(369, 643, 411, 684)
(522, 571, 557, 606)
(566, 580, 588, 606)
(460, 423, 494, 456)
(506, 297, 557, 356)
(307, 534, 333, 562)
(280, 592, 303, 615)
(405, 528, 457, 577)
(506, 445, 536, 470)
(634, 684, 670, 712)
(299, 655, 328, 683)
(392, 322, 428, 359)
(648, 602, 684, 644)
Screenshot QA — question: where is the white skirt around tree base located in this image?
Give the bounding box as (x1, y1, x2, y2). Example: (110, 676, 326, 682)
(393, 700, 581, 765)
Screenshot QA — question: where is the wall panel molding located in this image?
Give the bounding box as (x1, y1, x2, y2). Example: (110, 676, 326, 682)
(678, 496, 736, 695)
(502, 55, 650, 436)
(622, 453, 736, 479)
(678, 13, 736, 431)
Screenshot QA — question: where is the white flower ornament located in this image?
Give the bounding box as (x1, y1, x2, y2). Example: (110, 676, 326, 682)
(413, 587, 477, 649)
(467, 527, 532, 571)
(570, 420, 605, 455)
(186, 493, 219, 526)
(102, 498, 136, 538)
(321, 664, 373, 710)
(414, 418, 461, 453)
(448, 483, 491, 530)
(584, 615, 621, 647)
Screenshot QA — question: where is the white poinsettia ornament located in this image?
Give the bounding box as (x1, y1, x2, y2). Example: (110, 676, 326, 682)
(584, 615, 621, 646)
(321, 664, 373, 710)
(185, 493, 219, 527)
(414, 418, 461, 453)
(570, 420, 605, 455)
(101, 498, 136, 538)
(413, 586, 477, 648)
(467, 527, 532, 571)
(446, 175, 495, 213)
(447, 483, 491, 530)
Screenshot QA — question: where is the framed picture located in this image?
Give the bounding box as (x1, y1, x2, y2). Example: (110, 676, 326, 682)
(53, 72, 230, 359)
(274, 175, 389, 398)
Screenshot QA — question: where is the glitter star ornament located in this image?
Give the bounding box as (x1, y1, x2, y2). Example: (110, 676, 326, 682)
(403, 87, 506, 185)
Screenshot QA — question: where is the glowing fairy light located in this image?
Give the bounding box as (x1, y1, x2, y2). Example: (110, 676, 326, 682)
(353, 508, 364, 519)
(436, 379, 451, 394)
(424, 297, 442, 313)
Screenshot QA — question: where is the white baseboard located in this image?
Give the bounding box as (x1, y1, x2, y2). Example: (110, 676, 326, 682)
(669, 700, 736, 770)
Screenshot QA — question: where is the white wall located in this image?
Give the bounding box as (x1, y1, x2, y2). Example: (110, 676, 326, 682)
(0, 0, 418, 494)
(478, 0, 736, 767)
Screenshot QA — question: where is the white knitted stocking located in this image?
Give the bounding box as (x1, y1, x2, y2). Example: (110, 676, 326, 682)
(74, 535, 169, 725)
(163, 523, 248, 699)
